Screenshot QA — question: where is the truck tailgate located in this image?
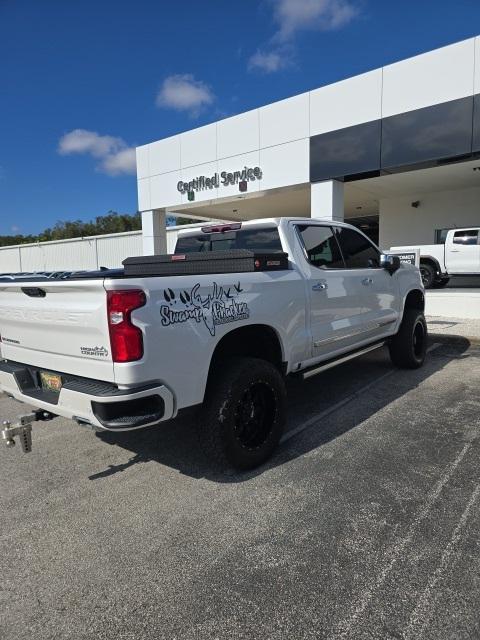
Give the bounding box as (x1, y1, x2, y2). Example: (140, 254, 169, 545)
(0, 279, 114, 381)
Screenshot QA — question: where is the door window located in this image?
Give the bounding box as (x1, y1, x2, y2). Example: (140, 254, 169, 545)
(453, 230, 479, 245)
(334, 227, 380, 268)
(296, 225, 344, 269)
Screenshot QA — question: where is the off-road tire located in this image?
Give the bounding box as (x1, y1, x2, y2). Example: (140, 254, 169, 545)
(389, 308, 427, 369)
(199, 357, 286, 470)
(419, 263, 436, 289)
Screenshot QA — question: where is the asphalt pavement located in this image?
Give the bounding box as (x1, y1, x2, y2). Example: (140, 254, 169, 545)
(1, 332, 479, 640)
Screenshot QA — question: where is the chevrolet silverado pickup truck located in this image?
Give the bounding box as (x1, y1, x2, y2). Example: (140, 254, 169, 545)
(0, 218, 426, 470)
(391, 227, 480, 289)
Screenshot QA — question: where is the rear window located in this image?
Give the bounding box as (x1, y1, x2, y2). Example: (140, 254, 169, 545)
(175, 228, 283, 254)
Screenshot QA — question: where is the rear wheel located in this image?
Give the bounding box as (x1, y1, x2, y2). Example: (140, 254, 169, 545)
(199, 357, 286, 470)
(389, 308, 427, 369)
(419, 263, 436, 289)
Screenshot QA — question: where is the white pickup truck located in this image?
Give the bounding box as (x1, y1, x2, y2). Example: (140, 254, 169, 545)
(392, 227, 480, 289)
(0, 218, 426, 470)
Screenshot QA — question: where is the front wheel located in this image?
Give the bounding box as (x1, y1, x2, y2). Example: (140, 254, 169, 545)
(389, 309, 427, 369)
(199, 357, 286, 470)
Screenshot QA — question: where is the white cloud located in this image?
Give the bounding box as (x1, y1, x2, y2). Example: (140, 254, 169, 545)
(248, 49, 289, 73)
(58, 129, 124, 158)
(248, 0, 358, 73)
(100, 148, 137, 176)
(156, 74, 214, 116)
(272, 0, 358, 41)
(58, 129, 136, 176)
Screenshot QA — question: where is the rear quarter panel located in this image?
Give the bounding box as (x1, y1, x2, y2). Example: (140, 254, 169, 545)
(108, 269, 307, 410)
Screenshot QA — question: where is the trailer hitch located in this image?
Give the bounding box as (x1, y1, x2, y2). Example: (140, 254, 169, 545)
(1, 410, 55, 453)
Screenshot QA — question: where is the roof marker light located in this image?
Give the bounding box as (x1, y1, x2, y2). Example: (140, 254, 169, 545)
(201, 223, 242, 234)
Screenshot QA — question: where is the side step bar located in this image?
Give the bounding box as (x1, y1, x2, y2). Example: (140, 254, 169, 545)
(300, 341, 386, 380)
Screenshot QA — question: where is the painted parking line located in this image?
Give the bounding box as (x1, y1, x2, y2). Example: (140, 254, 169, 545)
(334, 440, 473, 639)
(281, 343, 441, 445)
(403, 482, 480, 640)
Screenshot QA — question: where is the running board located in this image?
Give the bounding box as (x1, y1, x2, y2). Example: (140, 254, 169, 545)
(300, 341, 386, 380)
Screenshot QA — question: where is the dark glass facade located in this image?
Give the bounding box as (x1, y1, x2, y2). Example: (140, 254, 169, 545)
(381, 97, 473, 169)
(310, 120, 381, 183)
(473, 94, 480, 153)
(310, 94, 479, 183)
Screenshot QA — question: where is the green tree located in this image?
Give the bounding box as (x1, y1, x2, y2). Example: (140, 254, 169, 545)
(0, 211, 200, 248)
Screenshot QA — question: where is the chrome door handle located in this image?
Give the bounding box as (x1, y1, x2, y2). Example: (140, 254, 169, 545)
(312, 282, 328, 291)
(362, 277, 373, 285)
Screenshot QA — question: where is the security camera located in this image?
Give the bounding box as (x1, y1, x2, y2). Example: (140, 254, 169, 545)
(411, 200, 420, 208)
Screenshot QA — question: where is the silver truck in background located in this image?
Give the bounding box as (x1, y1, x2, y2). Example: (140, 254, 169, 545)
(391, 227, 480, 289)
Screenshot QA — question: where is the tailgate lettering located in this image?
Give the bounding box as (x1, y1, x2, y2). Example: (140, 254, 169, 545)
(0, 308, 88, 324)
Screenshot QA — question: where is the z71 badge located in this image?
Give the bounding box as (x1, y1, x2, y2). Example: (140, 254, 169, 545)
(159, 282, 249, 337)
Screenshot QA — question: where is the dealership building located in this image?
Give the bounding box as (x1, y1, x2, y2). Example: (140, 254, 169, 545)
(136, 36, 480, 254)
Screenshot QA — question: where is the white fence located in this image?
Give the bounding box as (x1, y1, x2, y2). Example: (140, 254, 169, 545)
(0, 223, 206, 273)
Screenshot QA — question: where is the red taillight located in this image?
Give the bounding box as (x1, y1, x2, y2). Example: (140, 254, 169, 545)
(107, 289, 146, 363)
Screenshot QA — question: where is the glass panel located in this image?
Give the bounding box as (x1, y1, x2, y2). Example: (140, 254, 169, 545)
(435, 228, 451, 244)
(453, 230, 479, 245)
(473, 94, 480, 152)
(233, 228, 283, 252)
(175, 228, 283, 253)
(297, 225, 344, 269)
(381, 97, 473, 170)
(335, 227, 380, 268)
(175, 235, 210, 253)
(310, 120, 381, 182)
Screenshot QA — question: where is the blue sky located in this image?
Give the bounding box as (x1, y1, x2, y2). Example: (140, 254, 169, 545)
(1, 0, 480, 235)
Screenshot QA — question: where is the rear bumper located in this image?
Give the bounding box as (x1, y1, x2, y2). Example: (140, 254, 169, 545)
(0, 360, 175, 431)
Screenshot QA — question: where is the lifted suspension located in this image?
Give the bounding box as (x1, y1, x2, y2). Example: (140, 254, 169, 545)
(1, 409, 55, 453)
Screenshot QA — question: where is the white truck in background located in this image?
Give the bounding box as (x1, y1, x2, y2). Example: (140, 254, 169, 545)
(0, 218, 426, 471)
(392, 227, 480, 289)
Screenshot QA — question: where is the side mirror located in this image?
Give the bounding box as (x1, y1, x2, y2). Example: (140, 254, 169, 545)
(380, 254, 401, 274)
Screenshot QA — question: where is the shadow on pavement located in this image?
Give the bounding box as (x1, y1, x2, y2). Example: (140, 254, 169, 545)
(90, 334, 472, 484)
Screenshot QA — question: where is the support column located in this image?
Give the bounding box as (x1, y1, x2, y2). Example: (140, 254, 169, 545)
(142, 209, 167, 255)
(311, 180, 344, 222)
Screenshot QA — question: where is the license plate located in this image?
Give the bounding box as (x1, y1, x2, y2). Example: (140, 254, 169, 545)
(40, 371, 62, 392)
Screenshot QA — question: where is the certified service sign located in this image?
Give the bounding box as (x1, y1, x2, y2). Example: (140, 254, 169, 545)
(177, 166, 262, 195)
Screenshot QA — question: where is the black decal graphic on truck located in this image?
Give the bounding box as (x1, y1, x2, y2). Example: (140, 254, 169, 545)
(159, 282, 249, 336)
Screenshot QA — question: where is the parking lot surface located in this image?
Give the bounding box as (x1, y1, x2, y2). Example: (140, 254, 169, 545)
(1, 333, 479, 640)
